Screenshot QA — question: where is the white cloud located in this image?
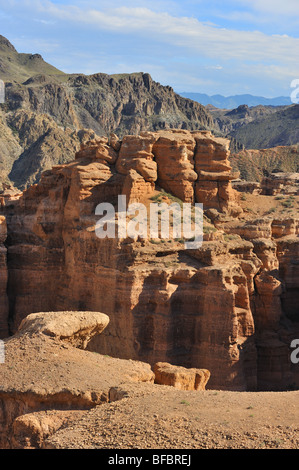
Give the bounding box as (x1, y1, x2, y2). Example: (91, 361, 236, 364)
(0, 0, 298, 95)
(237, 0, 299, 17)
(14, 0, 298, 67)
(33, 18, 56, 25)
(196, 0, 299, 30)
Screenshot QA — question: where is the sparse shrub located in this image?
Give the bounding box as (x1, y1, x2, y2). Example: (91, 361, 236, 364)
(180, 400, 190, 406)
(203, 225, 217, 234)
(224, 234, 239, 241)
(150, 239, 161, 244)
(281, 198, 293, 208)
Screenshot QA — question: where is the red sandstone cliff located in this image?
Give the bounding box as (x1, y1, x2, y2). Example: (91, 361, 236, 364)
(0, 129, 298, 391)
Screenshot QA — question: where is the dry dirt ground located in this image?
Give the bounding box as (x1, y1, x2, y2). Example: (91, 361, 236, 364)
(45, 382, 299, 450)
(239, 193, 299, 219)
(4, 324, 299, 450)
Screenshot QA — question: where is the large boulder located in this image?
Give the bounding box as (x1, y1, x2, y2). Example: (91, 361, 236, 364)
(17, 310, 110, 349)
(153, 362, 210, 391)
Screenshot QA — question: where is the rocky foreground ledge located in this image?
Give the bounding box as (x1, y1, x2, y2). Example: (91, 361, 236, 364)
(1, 310, 299, 450)
(0, 310, 210, 449)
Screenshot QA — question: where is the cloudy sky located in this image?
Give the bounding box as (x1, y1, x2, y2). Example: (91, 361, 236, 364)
(0, 0, 298, 97)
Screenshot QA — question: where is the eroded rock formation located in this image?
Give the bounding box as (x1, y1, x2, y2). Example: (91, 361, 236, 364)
(261, 172, 299, 196)
(0, 310, 155, 448)
(0, 129, 298, 393)
(232, 180, 262, 195)
(153, 362, 210, 391)
(0, 216, 8, 337)
(1, 310, 213, 449)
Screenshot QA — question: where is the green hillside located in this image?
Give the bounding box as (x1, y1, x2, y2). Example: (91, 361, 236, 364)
(0, 35, 65, 82)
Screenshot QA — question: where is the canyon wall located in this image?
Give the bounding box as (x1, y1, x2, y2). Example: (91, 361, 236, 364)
(0, 129, 298, 391)
(0, 215, 8, 337)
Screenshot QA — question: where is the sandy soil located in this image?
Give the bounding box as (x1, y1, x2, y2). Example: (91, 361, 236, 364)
(239, 193, 299, 219)
(45, 382, 299, 449)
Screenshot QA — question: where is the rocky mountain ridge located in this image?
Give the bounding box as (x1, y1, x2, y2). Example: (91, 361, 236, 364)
(0, 35, 65, 82)
(1, 35, 299, 190)
(211, 104, 299, 149)
(0, 35, 214, 190)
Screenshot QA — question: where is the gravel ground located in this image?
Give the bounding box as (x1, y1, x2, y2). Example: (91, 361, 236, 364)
(45, 382, 299, 449)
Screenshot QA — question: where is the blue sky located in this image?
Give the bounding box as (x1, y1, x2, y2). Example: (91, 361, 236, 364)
(0, 0, 298, 97)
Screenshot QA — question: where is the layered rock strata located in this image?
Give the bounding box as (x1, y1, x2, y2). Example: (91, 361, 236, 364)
(218, 216, 299, 390)
(232, 180, 262, 195)
(0, 216, 8, 337)
(0, 129, 298, 392)
(261, 172, 299, 196)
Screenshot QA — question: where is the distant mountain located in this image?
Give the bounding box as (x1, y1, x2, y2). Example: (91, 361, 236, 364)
(228, 104, 299, 149)
(211, 103, 299, 150)
(179, 92, 292, 109)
